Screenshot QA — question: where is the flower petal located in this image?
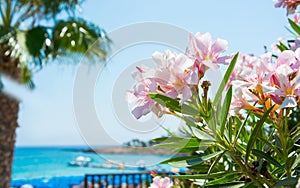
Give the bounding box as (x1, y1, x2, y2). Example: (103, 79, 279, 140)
(182, 85, 192, 102)
(202, 60, 219, 71)
(279, 96, 297, 108)
(131, 100, 152, 119)
(211, 38, 228, 56)
(277, 50, 296, 67)
(195, 32, 212, 56)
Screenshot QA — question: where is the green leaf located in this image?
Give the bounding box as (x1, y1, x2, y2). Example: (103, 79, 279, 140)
(205, 172, 242, 186)
(207, 108, 217, 132)
(149, 93, 199, 115)
(181, 102, 200, 116)
(251, 112, 274, 125)
(52, 18, 109, 60)
(288, 18, 300, 36)
(233, 112, 250, 147)
(257, 136, 282, 156)
(276, 42, 289, 51)
(219, 86, 232, 136)
(166, 150, 224, 167)
(183, 116, 200, 130)
(151, 136, 179, 143)
(204, 150, 227, 186)
(251, 149, 282, 168)
(149, 93, 181, 112)
(243, 181, 257, 188)
(154, 137, 213, 150)
(292, 153, 300, 169)
(205, 182, 245, 188)
(212, 53, 238, 107)
(25, 26, 49, 57)
(287, 152, 297, 171)
(168, 171, 228, 179)
(160, 155, 199, 164)
(272, 177, 298, 187)
(245, 106, 274, 163)
(191, 127, 215, 141)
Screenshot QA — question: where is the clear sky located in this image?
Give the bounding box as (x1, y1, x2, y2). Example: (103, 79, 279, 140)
(5, 0, 290, 146)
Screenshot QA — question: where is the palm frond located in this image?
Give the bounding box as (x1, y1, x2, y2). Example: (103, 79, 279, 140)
(52, 18, 110, 61)
(0, 0, 110, 88)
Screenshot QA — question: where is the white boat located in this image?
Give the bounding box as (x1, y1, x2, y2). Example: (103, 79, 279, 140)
(68, 156, 92, 167)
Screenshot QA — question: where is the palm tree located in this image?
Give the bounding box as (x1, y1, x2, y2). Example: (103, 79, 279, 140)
(0, 0, 110, 187)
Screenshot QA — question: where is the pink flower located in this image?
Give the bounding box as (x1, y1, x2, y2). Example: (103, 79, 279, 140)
(152, 51, 198, 103)
(229, 53, 270, 91)
(289, 38, 300, 51)
(292, 48, 300, 70)
(128, 50, 199, 119)
(128, 33, 232, 119)
(276, 50, 297, 67)
(263, 64, 300, 108)
(127, 78, 164, 119)
(229, 87, 259, 116)
(274, 0, 300, 14)
(149, 176, 173, 188)
(187, 32, 231, 74)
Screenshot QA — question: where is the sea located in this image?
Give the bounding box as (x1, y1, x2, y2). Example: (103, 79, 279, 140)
(11, 146, 174, 187)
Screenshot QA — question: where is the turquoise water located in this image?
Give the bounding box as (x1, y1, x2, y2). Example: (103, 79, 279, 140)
(12, 147, 171, 180)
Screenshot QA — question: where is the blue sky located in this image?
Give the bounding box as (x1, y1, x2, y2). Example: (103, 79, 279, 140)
(6, 0, 290, 146)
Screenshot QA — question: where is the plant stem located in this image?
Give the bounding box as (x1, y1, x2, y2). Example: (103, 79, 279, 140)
(226, 145, 274, 187)
(283, 108, 292, 178)
(227, 150, 263, 187)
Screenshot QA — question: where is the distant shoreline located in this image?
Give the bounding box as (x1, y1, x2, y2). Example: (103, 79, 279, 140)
(15, 146, 178, 156)
(83, 147, 174, 156)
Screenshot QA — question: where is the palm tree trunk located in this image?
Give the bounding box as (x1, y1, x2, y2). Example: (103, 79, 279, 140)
(0, 92, 19, 188)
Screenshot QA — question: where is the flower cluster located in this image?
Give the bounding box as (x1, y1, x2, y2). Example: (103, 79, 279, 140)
(127, 1, 300, 187)
(149, 176, 173, 188)
(127, 32, 231, 119)
(229, 49, 300, 117)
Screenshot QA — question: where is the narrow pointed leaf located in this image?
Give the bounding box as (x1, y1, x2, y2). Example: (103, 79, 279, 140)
(292, 153, 300, 169)
(205, 172, 242, 186)
(149, 93, 199, 115)
(276, 42, 289, 51)
(288, 18, 300, 36)
(154, 138, 206, 149)
(219, 86, 232, 136)
(167, 151, 224, 167)
(246, 106, 274, 162)
(168, 171, 228, 179)
(233, 112, 250, 147)
(257, 136, 282, 156)
(191, 127, 215, 141)
(204, 150, 227, 185)
(213, 53, 238, 107)
(205, 182, 245, 188)
(252, 149, 282, 168)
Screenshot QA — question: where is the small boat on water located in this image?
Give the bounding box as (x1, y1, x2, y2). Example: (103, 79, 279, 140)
(90, 160, 147, 171)
(68, 156, 92, 167)
(68, 157, 147, 170)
